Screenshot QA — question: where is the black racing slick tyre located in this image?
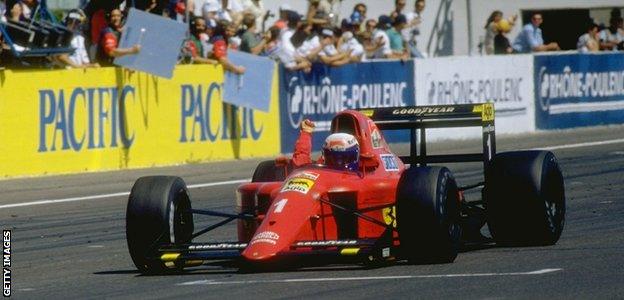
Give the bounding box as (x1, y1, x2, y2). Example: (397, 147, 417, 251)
(251, 160, 292, 182)
(397, 166, 461, 264)
(126, 176, 194, 274)
(485, 151, 565, 246)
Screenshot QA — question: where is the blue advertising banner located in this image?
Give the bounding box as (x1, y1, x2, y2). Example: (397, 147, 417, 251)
(223, 50, 275, 112)
(279, 61, 415, 153)
(534, 53, 624, 129)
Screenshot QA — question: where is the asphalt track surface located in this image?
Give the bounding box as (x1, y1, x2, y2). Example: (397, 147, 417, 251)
(2, 125, 624, 299)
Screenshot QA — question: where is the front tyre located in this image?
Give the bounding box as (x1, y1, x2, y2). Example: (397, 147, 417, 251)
(126, 176, 194, 274)
(397, 166, 461, 264)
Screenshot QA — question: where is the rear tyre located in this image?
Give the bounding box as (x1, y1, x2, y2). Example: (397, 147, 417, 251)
(126, 176, 194, 274)
(397, 166, 461, 264)
(485, 151, 565, 246)
(251, 160, 291, 182)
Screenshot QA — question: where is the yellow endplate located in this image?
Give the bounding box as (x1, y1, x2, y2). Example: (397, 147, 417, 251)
(160, 253, 181, 261)
(340, 248, 360, 256)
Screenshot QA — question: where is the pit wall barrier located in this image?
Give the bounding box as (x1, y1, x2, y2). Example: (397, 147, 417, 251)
(0, 64, 280, 178)
(533, 52, 624, 129)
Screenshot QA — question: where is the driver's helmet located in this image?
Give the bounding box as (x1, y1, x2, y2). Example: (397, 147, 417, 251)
(322, 133, 360, 171)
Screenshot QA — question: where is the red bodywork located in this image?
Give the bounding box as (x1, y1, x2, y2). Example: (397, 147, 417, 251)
(236, 110, 406, 262)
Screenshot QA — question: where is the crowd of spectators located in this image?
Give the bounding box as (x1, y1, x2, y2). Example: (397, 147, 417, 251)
(0, 0, 622, 69)
(483, 9, 624, 55)
(0, 0, 430, 70)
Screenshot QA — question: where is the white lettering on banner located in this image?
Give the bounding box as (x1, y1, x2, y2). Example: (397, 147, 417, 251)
(425, 72, 523, 105)
(537, 66, 624, 114)
(287, 76, 408, 130)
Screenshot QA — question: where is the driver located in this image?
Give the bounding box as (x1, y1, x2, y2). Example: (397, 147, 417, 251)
(292, 119, 360, 171)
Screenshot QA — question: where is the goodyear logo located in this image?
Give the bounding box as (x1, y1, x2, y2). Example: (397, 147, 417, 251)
(392, 106, 455, 116)
(38, 86, 136, 152)
(179, 84, 263, 143)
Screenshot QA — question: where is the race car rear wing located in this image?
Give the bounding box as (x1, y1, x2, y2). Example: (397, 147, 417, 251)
(360, 103, 496, 167)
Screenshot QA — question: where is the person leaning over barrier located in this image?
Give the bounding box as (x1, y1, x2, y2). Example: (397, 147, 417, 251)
(386, 14, 409, 59)
(512, 12, 559, 53)
(599, 17, 624, 51)
(316, 28, 351, 67)
(96, 8, 141, 66)
(208, 20, 246, 74)
(183, 16, 218, 64)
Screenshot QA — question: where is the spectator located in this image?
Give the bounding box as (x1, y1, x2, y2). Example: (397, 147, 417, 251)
(577, 22, 600, 53)
(339, 30, 365, 62)
(273, 4, 291, 30)
(350, 3, 366, 32)
(386, 14, 408, 58)
(84, 0, 125, 59)
(404, 0, 426, 58)
(512, 12, 560, 53)
(5, 0, 22, 22)
(240, 0, 265, 31)
(209, 20, 245, 74)
(239, 13, 270, 54)
(226, 21, 240, 49)
(262, 25, 281, 59)
(202, 0, 231, 23)
(189, 0, 209, 17)
(371, 15, 393, 59)
(277, 10, 299, 61)
(494, 19, 513, 54)
(19, 0, 37, 20)
(483, 11, 516, 55)
(599, 17, 624, 51)
(307, 0, 330, 26)
(364, 18, 376, 35)
(276, 12, 312, 72)
(294, 21, 318, 60)
(224, 0, 244, 27)
(96, 8, 141, 66)
(317, 28, 350, 67)
(135, 0, 162, 15)
(183, 16, 217, 64)
(390, 0, 406, 21)
(55, 9, 99, 68)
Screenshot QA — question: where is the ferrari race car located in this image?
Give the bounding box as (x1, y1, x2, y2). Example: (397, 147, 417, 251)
(125, 103, 566, 274)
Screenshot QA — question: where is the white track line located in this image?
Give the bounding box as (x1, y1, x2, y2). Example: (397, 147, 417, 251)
(0, 179, 249, 210)
(3, 137, 624, 210)
(178, 268, 563, 286)
(533, 138, 624, 151)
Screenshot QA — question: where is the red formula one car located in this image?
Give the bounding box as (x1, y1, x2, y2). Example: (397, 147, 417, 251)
(125, 103, 566, 273)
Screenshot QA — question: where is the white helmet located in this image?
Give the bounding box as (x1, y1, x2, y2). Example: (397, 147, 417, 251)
(322, 133, 360, 171)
